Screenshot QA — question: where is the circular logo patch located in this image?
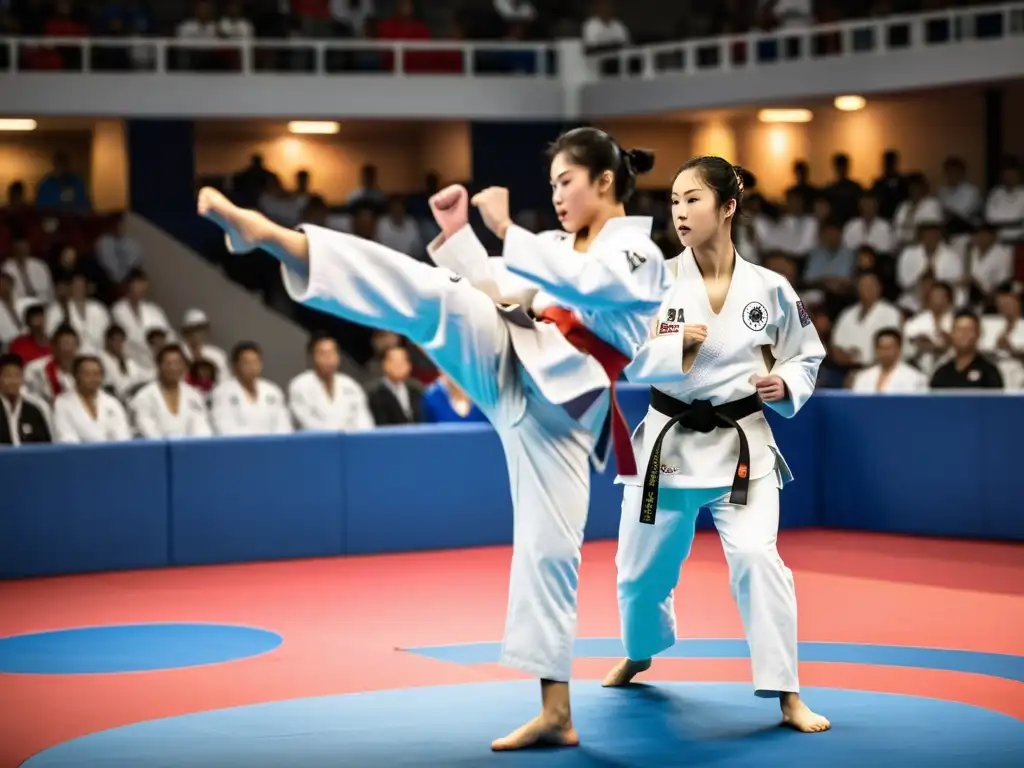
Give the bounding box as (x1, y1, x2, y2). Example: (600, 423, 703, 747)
(742, 301, 769, 331)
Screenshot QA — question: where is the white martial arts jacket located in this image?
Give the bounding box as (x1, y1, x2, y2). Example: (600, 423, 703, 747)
(53, 389, 132, 444)
(425, 218, 669, 412)
(850, 362, 928, 393)
(129, 381, 214, 439)
(44, 299, 110, 354)
(210, 377, 293, 436)
(618, 249, 825, 489)
(288, 369, 374, 432)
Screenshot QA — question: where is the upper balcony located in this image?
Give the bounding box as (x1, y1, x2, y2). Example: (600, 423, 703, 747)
(0, 2, 1020, 120)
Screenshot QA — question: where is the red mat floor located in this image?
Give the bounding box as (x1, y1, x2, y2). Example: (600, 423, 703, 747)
(0, 529, 1022, 767)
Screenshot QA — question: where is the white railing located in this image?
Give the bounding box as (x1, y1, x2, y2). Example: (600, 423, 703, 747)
(0, 35, 557, 77)
(590, 1, 1024, 79)
(0, 2, 1020, 80)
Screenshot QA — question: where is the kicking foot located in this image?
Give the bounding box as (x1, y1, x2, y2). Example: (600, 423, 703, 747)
(491, 714, 579, 751)
(781, 695, 831, 733)
(602, 657, 652, 687)
(197, 187, 266, 254)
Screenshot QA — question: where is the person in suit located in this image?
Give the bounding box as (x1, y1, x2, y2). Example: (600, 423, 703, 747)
(0, 353, 53, 446)
(367, 345, 423, 425)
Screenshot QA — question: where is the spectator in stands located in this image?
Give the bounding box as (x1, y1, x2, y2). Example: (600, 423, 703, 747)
(110, 269, 171, 369)
(0, 272, 21, 349)
(6, 180, 28, 209)
(582, 0, 631, 53)
(967, 221, 1014, 306)
(96, 213, 143, 287)
(218, 0, 254, 38)
(350, 200, 379, 240)
(842, 192, 894, 256)
(422, 372, 486, 424)
(375, 195, 423, 259)
(258, 176, 306, 229)
(348, 164, 387, 209)
(294, 0, 334, 38)
(24, 324, 79, 403)
(211, 341, 292, 435)
(374, 0, 434, 73)
(364, 329, 400, 379)
(786, 161, 818, 214)
(979, 281, 1024, 389)
(772, 189, 817, 259)
(35, 152, 89, 210)
(53, 354, 132, 443)
(765, 0, 814, 28)
(8, 304, 50, 365)
(494, 0, 536, 25)
(735, 192, 773, 263)
(45, 272, 109, 353)
(179, 308, 230, 382)
(850, 328, 927, 393)
(0, 353, 52, 446)
(176, 0, 220, 71)
(895, 216, 964, 308)
(130, 344, 214, 438)
(98, 323, 145, 401)
(930, 311, 1003, 389)
(937, 156, 981, 233)
(870, 149, 909, 220)
(188, 359, 218, 400)
(3, 237, 55, 304)
(803, 220, 856, 305)
(42, 0, 90, 70)
(830, 271, 903, 372)
(985, 156, 1024, 243)
(232, 154, 279, 208)
(823, 153, 863, 226)
(902, 280, 954, 377)
(893, 173, 941, 249)
(293, 169, 313, 211)
(331, 0, 374, 37)
(367, 345, 422, 425)
(288, 332, 374, 431)
(140, 327, 169, 379)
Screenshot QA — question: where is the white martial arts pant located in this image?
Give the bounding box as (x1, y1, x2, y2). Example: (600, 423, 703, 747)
(616, 472, 800, 696)
(290, 227, 609, 683)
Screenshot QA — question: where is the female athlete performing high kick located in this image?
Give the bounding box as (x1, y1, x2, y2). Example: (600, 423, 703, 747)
(197, 127, 670, 751)
(604, 157, 831, 733)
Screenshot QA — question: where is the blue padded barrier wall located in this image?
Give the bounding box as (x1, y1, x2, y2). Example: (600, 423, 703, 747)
(0, 389, 1021, 579)
(0, 442, 170, 579)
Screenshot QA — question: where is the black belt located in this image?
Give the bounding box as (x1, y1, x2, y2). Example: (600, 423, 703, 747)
(639, 389, 762, 525)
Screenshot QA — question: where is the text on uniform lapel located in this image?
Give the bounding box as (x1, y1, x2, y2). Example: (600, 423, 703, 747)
(624, 250, 647, 272)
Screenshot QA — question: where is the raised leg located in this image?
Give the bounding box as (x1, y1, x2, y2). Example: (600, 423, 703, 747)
(605, 485, 699, 685)
(708, 473, 830, 733)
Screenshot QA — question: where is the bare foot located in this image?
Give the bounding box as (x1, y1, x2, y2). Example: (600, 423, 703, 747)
(491, 713, 579, 751)
(781, 695, 831, 733)
(196, 187, 266, 254)
(602, 657, 652, 687)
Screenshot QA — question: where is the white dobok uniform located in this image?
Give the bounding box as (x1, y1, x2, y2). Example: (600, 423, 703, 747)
(615, 249, 824, 696)
(278, 217, 669, 682)
(130, 381, 214, 439)
(288, 370, 374, 431)
(53, 390, 133, 444)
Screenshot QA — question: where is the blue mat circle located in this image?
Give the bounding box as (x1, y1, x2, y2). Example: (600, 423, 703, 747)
(22, 681, 1024, 767)
(0, 623, 282, 674)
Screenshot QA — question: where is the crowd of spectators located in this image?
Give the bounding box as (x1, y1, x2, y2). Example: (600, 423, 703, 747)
(0, 0, 1003, 75)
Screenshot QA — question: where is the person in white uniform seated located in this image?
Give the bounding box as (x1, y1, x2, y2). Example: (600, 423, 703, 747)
(902, 280, 956, 377)
(130, 343, 214, 438)
(896, 218, 965, 309)
(830, 271, 903, 373)
(110, 269, 173, 369)
(98, 323, 147, 401)
(288, 331, 373, 432)
(850, 328, 927, 393)
(44, 272, 109, 354)
(979, 281, 1024, 390)
(984, 156, 1024, 243)
(23, 323, 79, 403)
(210, 341, 292, 436)
(965, 221, 1015, 307)
(53, 355, 132, 444)
(179, 308, 230, 382)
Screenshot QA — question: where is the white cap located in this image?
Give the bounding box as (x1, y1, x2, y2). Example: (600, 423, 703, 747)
(181, 308, 209, 329)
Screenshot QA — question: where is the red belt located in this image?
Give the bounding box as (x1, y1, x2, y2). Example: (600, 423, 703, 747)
(536, 306, 637, 476)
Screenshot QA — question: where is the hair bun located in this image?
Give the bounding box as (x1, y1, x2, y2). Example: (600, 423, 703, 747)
(733, 165, 755, 191)
(625, 148, 655, 175)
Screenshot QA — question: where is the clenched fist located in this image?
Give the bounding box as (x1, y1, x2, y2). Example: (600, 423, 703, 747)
(682, 324, 707, 349)
(751, 374, 787, 402)
(471, 187, 512, 238)
(428, 184, 469, 239)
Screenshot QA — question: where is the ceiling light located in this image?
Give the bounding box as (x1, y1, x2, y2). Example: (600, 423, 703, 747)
(287, 121, 340, 135)
(757, 109, 813, 123)
(834, 95, 866, 111)
(0, 118, 38, 131)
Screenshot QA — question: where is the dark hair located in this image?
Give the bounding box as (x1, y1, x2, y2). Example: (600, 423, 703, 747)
(672, 155, 747, 220)
(52, 322, 79, 343)
(857, 269, 881, 283)
(1002, 154, 1020, 171)
(105, 323, 126, 340)
(930, 280, 954, 301)
(126, 268, 148, 283)
(953, 309, 980, 328)
(546, 127, 654, 204)
(23, 304, 45, 323)
(382, 345, 410, 363)
(231, 341, 262, 364)
(72, 354, 103, 377)
(0, 352, 24, 372)
(307, 330, 337, 355)
(156, 343, 186, 366)
(875, 327, 902, 346)
(145, 327, 168, 344)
